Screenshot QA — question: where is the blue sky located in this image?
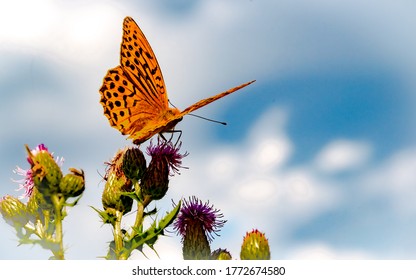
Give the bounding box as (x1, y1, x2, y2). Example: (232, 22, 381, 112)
(1, 0, 416, 259)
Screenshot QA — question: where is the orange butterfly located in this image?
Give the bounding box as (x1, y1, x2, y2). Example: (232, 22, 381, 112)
(99, 17, 255, 145)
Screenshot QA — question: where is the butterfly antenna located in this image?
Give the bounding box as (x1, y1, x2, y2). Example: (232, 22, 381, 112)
(168, 99, 177, 108)
(188, 113, 227, 125)
(168, 99, 226, 125)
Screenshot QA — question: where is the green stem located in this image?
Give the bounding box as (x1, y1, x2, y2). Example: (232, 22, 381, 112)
(133, 195, 152, 233)
(51, 194, 65, 260)
(113, 210, 126, 260)
(117, 196, 152, 260)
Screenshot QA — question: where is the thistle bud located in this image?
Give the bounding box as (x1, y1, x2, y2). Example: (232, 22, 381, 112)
(122, 147, 146, 181)
(102, 149, 133, 214)
(211, 248, 232, 260)
(142, 140, 188, 200)
(240, 229, 271, 260)
(27, 145, 63, 199)
(141, 156, 169, 200)
(102, 172, 133, 214)
(0, 195, 29, 227)
(59, 168, 85, 198)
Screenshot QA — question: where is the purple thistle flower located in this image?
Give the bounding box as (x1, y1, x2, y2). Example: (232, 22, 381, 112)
(174, 196, 226, 243)
(146, 140, 188, 176)
(12, 144, 64, 199)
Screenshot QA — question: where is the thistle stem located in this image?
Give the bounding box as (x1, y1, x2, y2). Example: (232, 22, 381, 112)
(113, 210, 126, 260)
(133, 195, 152, 233)
(51, 194, 65, 260)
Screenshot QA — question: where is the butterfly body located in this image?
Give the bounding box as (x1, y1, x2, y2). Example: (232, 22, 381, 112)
(100, 17, 255, 144)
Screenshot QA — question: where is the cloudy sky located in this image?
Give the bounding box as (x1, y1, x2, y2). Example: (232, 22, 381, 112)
(1, 0, 416, 260)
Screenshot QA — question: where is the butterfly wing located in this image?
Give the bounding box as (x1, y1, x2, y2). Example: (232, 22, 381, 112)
(100, 17, 178, 143)
(99, 66, 160, 136)
(179, 80, 256, 117)
(120, 17, 168, 111)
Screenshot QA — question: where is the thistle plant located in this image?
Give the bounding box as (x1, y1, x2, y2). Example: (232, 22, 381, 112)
(174, 196, 271, 260)
(1, 142, 273, 260)
(94, 139, 188, 260)
(173, 196, 226, 260)
(0, 144, 85, 259)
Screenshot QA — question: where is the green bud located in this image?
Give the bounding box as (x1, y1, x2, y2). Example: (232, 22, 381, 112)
(0, 195, 29, 227)
(211, 248, 232, 260)
(102, 149, 133, 214)
(30, 150, 63, 198)
(59, 168, 85, 198)
(141, 157, 169, 200)
(122, 147, 146, 181)
(182, 220, 211, 260)
(102, 172, 133, 214)
(240, 229, 271, 260)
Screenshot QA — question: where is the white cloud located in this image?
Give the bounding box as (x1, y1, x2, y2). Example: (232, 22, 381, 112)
(237, 177, 277, 203)
(361, 148, 416, 216)
(207, 149, 239, 183)
(0, 1, 124, 68)
(314, 140, 372, 173)
(251, 137, 292, 171)
(0, 0, 58, 44)
(288, 243, 374, 260)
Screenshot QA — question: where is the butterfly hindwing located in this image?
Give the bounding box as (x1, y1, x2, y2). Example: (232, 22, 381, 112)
(99, 66, 161, 137)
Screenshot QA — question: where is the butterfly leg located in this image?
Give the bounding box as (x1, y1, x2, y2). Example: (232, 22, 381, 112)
(172, 130, 182, 147)
(158, 133, 168, 143)
(159, 130, 182, 147)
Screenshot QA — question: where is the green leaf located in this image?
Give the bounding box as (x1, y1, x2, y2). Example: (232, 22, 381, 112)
(121, 191, 140, 201)
(106, 240, 117, 260)
(144, 207, 157, 217)
(64, 195, 83, 207)
(122, 200, 181, 258)
(158, 200, 181, 229)
(90, 206, 116, 225)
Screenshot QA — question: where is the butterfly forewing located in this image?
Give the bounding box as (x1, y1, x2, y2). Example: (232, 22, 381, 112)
(179, 80, 256, 117)
(120, 17, 168, 111)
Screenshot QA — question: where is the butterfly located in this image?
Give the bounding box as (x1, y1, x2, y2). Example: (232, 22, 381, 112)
(99, 17, 255, 145)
